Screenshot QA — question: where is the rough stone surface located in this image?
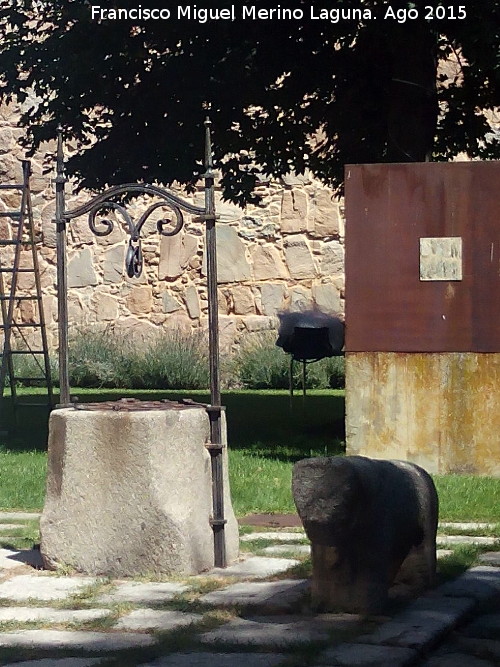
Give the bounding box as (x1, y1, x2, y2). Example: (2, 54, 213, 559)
(289, 286, 313, 312)
(184, 284, 201, 319)
(0, 575, 97, 601)
(203, 226, 251, 283)
(239, 532, 306, 543)
(126, 285, 153, 315)
(292, 456, 438, 613)
(435, 566, 500, 602)
(454, 636, 500, 661)
(310, 190, 341, 237)
(0, 630, 156, 650)
(357, 596, 475, 650)
(139, 653, 286, 667)
(312, 283, 342, 314)
(439, 522, 498, 531)
(67, 248, 98, 288)
(437, 535, 498, 546)
(159, 232, 198, 280)
(97, 581, 188, 605)
(280, 189, 308, 233)
(320, 240, 345, 275)
(162, 291, 182, 313)
(0, 512, 40, 521)
(94, 293, 119, 321)
(0, 607, 110, 623)
(200, 615, 330, 647)
(231, 285, 255, 315)
(462, 613, 500, 640)
(251, 245, 288, 280)
(40, 407, 239, 576)
(479, 552, 500, 566)
(259, 283, 286, 316)
(115, 608, 201, 631)
(102, 244, 124, 284)
(317, 643, 418, 666)
(200, 579, 309, 611)
(262, 544, 311, 557)
(422, 653, 494, 667)
(283, 235, 317, 279)
(206, 556, 299, 579)
(0, 523, 24, 531)
(3, 660, 104, 667)
(242, 316, 274, 332)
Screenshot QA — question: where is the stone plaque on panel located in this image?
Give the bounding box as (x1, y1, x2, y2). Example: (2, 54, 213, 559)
(419, 237, 462, 281)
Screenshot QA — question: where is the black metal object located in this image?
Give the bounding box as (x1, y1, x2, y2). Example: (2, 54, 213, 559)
(54, 118, 227, 568)
(276, 311, 345, 398)
(278, 326, 337, 362)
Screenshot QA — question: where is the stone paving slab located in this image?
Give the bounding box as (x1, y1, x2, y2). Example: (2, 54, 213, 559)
(0, 629, 156, 650)
(438, 522, 498, 531)
(96, 580, 189, 605)
(436, 549, 454, 559)
(138, 653, 287, 667)
(435, 566, 500, 602)
(200, 615, 330, 647)
(479, 552, 500, 567)
(0, 547, 44, 570)
(0, 512, 40, 521)
(0, 606, 110, 623)
(115, 608, 202, 631)
(437, 535, 498, 546)
(422, 653, 495, 666)
(454, 636, 500, 661)
(206, 556, 299, 579)
(356, 596, 475, 651)
(315, 642, 418, 666)
(239, 532, 306, 543)
(261, 544, 311, 557)
(3, 660, 105, 667)
(462, 613, 500, 640)
(0, 523, 24, 532)
(0, 574, 98, 601)
(200, 579, 309, 612)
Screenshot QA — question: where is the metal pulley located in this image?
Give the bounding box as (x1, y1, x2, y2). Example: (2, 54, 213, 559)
(126, 239, 143, 278)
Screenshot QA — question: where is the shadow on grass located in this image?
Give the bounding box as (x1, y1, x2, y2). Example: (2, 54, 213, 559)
(0, 390, 346, 461)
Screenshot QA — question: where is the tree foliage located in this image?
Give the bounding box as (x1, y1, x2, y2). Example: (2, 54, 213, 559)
(0, 0, 498, 202)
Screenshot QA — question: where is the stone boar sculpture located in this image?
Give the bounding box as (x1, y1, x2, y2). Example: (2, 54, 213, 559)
(292, 456, 438, 614)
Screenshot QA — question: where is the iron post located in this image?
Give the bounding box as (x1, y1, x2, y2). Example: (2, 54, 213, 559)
(55, 127, 70, 406)
(204, 117, 226, 568)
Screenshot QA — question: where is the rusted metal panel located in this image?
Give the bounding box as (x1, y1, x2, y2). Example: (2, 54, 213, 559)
(345, 352, 500, 477)
(344, 162, 500, 352)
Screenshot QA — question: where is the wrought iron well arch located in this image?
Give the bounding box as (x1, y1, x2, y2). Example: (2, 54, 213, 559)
(54, 118, 227, 566)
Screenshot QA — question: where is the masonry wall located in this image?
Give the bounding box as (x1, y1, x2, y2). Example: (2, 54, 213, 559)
(0, 100, 345, 352)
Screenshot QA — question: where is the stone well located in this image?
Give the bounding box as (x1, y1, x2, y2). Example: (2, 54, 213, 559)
(40, 399, 239, 576)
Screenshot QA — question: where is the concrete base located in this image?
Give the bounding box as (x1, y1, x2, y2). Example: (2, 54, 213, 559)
(40, 405, 239, 576)
(346, 352, 500, 476)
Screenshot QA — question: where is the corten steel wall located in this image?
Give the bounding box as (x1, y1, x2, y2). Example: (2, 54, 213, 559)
(344, 162, 500, 476)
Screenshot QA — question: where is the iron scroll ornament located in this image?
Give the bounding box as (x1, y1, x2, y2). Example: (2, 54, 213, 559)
(63, 183, 207, 278)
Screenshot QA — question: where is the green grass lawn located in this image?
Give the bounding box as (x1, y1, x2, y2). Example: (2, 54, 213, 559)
(0, 388, 499, 522)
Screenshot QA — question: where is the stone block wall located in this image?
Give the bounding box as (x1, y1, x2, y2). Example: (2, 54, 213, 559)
(0, 101, 345, 352)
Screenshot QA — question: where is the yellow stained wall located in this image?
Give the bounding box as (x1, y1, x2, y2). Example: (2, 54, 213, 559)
(345, 353, 500, 477)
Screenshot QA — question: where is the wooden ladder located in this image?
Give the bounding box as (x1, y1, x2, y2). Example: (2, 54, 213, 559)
(0, 160, 53, 424)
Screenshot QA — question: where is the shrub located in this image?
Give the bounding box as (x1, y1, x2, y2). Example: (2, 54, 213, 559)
(138, 329, 209, 389)
(231, 333, 291, 389)
(232, 332, 345, 390)
(67, 326, 138, 388)
(306, 355, 345, 389)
